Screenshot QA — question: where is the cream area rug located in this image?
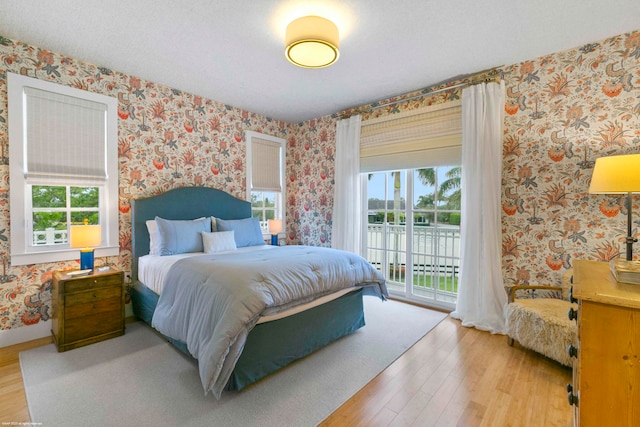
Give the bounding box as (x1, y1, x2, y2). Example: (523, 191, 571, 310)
(20, 298, 447, 427)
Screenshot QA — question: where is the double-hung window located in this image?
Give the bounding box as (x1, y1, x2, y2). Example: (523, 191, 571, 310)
(245, 131, 286, 236)
(8, 73, 119, 266)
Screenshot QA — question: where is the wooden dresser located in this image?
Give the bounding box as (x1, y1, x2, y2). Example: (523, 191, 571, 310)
(51, 267, 125, 352)
(569, 260, 640, 426)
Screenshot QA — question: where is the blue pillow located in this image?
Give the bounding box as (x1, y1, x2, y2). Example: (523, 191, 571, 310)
(216, 217, 265, 248)
(155, 216, 211, 255)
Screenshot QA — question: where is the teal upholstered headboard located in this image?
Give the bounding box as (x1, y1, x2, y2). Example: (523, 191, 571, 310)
(131, 187, 251, 281)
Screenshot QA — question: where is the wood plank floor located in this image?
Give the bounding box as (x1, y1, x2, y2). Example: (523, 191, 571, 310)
(0, 314, 573, 426)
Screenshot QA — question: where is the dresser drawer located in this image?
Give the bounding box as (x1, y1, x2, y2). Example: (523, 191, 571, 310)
(65, 312, 123, 343)
(64, 274, 122, 293)
(65, 295, 122, 320)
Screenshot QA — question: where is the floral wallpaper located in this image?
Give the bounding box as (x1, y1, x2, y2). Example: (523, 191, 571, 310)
(285, 117, 337, 247)
(1, 28, 639, 333)
(500, 30, 640, 286)
(0, 36, 295, 331)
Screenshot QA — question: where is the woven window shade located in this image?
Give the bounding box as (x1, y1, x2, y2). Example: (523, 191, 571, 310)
(24, 87, 107, 184)
(360, 100, 462, 172)
(251, 137, 282, 192)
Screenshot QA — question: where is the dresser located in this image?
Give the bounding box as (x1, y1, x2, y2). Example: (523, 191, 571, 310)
(569, 260, 640, 426)
(51, 267, 125, 352)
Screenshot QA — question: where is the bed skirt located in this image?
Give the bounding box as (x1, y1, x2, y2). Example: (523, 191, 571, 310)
(130, 281, 365, 391)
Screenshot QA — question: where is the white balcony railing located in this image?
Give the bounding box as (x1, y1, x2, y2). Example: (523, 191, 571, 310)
(33, 228, 68, 246)
(367, 223, 460, 304)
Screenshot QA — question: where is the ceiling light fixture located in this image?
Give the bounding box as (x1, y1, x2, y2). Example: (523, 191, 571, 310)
(285, 16, 340, 68)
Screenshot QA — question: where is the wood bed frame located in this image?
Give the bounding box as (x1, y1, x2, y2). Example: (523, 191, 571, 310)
(130, 186, 365, 391)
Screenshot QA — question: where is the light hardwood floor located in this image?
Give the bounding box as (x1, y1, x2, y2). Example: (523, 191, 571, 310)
(1, 314, 573, 426)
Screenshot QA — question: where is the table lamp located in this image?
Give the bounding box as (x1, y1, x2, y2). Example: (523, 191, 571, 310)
(589, 153, 640, 261)
(70, 220, 102, 270)
(268, 219, 283, 246)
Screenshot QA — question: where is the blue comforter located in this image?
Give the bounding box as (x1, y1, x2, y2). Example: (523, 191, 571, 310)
(151, 245, 387, 398)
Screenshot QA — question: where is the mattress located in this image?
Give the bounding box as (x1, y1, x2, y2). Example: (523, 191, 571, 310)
(138, 247, 360, 324)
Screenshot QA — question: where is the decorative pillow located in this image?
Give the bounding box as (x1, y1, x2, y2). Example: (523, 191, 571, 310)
(216, 217, 265, 248)
(146, 220, 160, 255)
(201, 230, 237, 253)
(211, 216, 217, 232)
(154, 216, 211, 255)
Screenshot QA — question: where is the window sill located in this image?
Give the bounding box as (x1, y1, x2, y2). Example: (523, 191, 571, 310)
(11, 245, 119, 266)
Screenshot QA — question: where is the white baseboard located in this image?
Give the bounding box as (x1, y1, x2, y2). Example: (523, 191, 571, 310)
(0, 320, 52, 348)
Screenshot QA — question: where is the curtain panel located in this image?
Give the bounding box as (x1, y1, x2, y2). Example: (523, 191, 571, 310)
(332, 115, 363, 254)
(450, 81, 506, 334)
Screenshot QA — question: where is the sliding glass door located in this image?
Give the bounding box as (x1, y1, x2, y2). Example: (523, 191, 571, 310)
(365, 167, 460, 309)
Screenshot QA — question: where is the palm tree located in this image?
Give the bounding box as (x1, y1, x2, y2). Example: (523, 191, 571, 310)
(417, 168, 436, 187)
(417, 168, 436, 208)
(416, 166, 461, 226)
(440, 166, 461, 209)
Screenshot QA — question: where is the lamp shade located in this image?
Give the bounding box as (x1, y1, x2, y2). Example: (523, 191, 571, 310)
(268, 219, 283, 235)
(589, 154, 640, 194)
(285, 16, 340, 68)
(70, 224, 102, 248)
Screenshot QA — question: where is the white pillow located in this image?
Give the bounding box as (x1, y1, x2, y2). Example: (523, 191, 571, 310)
(202, 230, 237, 253)
(146, 220, 160, 255)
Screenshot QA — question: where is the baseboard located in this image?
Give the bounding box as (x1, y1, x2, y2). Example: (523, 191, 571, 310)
(0, 320, 52, 348)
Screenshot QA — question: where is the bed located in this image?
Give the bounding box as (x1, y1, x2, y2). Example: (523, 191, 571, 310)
(130, 186, 387, 398)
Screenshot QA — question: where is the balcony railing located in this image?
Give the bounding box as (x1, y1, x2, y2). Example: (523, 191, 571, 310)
(33, 228, 68, 246)
(367, 223, 460, 304)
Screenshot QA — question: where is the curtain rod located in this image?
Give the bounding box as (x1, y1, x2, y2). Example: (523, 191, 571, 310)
(357, 68, 502, 114)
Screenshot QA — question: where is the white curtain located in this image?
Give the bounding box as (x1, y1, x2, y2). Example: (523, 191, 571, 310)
(450, 81, 506, 334)
(332, 115, 363, 254)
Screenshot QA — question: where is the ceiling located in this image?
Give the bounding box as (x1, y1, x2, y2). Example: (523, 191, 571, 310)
(1, 0, 638, 123)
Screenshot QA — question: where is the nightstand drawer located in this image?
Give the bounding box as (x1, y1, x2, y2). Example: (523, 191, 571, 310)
(64, 274, 122, 293)
(65, 286, 121, 306)
(65, 296, 122, 320)
(64, 286, 122, 309)
(65, 312, 123, 343)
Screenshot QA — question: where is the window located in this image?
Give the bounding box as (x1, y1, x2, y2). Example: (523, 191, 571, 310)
(245, 131, 286, 234)
(31, 185, 99, 246)
(8, 73, 119, 265)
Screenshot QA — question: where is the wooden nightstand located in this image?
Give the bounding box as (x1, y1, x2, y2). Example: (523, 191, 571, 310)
(51, 267, 125, 352)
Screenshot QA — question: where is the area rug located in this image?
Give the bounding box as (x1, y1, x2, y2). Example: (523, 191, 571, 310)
(20, 298, 447, 427)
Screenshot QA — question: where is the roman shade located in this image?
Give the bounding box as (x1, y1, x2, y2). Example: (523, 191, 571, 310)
(250, 137, 282, 192)
(23, 87, 108, 184)
(360, 100, 462, 172)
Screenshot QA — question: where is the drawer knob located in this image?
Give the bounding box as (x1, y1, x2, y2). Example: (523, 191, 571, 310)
(569, 286, 577, 304)
(568, 345, 578, 358)
(566, 384, 579, 406)
(568, 307, 578, 321)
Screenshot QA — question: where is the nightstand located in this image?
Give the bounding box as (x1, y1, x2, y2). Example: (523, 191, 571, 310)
(51, 267, 125, 352)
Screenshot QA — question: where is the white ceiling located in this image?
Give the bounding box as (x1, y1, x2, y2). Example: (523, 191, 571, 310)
(1, 0, 638, 123)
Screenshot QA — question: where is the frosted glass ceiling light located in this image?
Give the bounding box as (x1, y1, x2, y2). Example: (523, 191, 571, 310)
(285, 16, 340, 68)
